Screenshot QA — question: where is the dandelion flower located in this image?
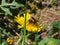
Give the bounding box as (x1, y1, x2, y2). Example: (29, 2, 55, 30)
(7, 38, 14, 45)
(14, 13, 43, 32)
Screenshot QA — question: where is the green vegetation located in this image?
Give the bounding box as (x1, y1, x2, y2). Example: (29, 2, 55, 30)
(0, 0, 60, 45)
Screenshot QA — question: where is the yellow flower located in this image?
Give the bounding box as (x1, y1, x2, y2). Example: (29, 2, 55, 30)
(26, 22, 43, 32)
(14, 13, 43, 32)
(14, 14, 24, 29)
(7, 38, 14, 45)
(14, 13, 32, 29)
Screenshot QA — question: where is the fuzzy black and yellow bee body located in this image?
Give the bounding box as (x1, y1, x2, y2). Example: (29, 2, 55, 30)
(28, 17, 37, 24)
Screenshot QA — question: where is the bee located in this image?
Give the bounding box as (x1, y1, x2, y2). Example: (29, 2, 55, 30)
(28, 17, 37, 24)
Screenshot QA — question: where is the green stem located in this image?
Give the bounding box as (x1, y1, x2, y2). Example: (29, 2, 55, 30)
(23, 13, 27, 45)
(35, 33, 40, 45)
(23, 0, 27, 45)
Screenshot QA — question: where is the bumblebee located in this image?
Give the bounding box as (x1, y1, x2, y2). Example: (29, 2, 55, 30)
(28, 17, 37, 24)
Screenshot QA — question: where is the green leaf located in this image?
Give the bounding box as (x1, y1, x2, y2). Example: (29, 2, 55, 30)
(52, 21, 60, 29)
(1, 0, 24, 7)
(34, 34, 40, 45)
(1, 7, 12, 15)
(1, 0, 6, 5)
(2, 42, 8, 45)
(38, 38, 49, 45)
(38, 38, 60, 45)
(7, 32, 10, 36)
(12, 0, 24, 8)
(48, 21, 60, 35)
(10, 4, 24, 9)
(0, 13, 4, 15)
(50, 0, 57, 5)
(0, 0, 24, 16)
